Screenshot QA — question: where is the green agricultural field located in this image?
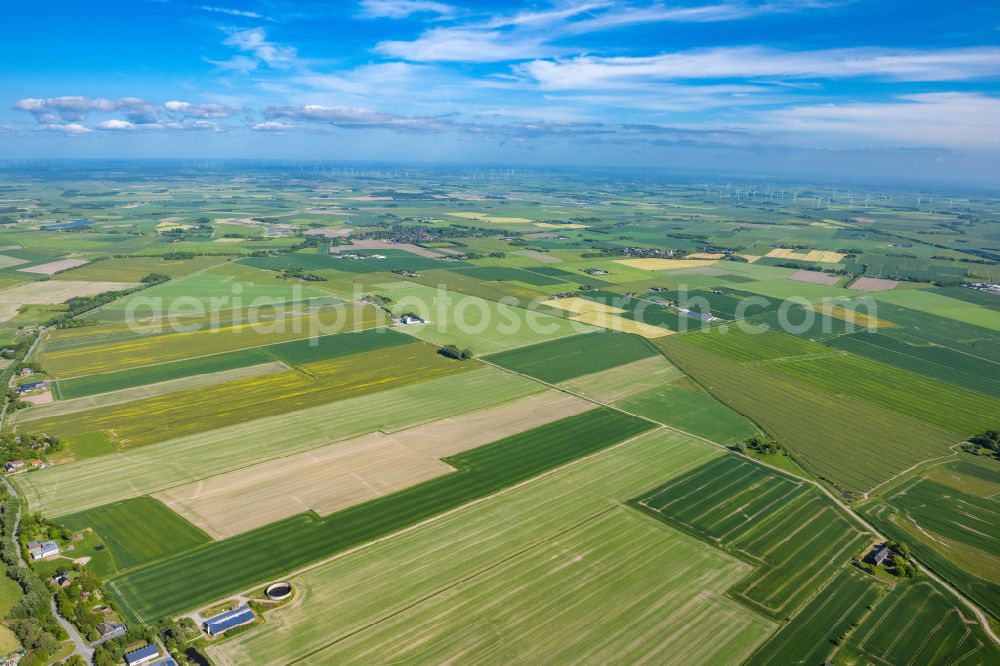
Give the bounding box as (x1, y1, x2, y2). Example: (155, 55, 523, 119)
(632, 456, 868, 619)
(53, 347, 272, 399)
(827, 331, 1000, 398)
(844, 580, 998, 665)
(744, 566, 882, 666)
(861, 471, 1000, 620)
(755, 349, 1000, 435)
(106, 408, 655, 621)
(676, 326, 826, 363)
(382, 284, 590, 354)
(486, 331, 656, 383)
(207, 430, 762, 666)
(52, 255, 230, 282)
(61, 497, 210, 571)
(556, 354, 682, 402)
(260, 326, 412, 365)
(19, 367, 542, 516)
(657, 337, 957, 495)
(26, 341, 470, 449)
(872, 289, 1000, 331)
(616, 381, 758, 444)
(40, 303, 386, 378)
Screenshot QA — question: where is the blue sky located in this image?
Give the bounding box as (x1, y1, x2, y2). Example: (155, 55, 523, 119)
(3, 1, 999, 183)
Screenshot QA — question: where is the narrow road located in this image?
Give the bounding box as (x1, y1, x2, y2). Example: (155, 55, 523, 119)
(50, 596, 94, 663)
(4, 467, 94, 660)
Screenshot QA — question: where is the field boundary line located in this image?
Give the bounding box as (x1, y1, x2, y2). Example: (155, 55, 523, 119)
(178, 425, 664, 622)
(284, 506, 623, 664)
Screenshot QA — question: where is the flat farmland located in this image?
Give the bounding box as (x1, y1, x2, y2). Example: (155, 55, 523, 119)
(633, 456, 868, 619)
(616, 382, 758, 444)
(52, 255, 230, 281)
(872, 289, 1000, 331)
(27, 341, 469, 448)
(744, 566, 881, 666)
(0, 280, 138, 321)
(106, 409, 655, 621)
(827, 331, 1000, 398)
(52, 347, 272, 399)
(556, 355, 682, 402)
(261, 326, 412, 365)
(61, 497, 210, 572)
(207, 431, 763, 666)
(19, 367, 542, 516)
(21, 361, 288, 422)
(486, 331, 656, 383)
(844, 580, 996, 665)
(861, 474, 1000, 619)
(384, 284, 590, 354)
(40, 303, 385, 378)
(657, 337, 957, 495)
(757, 352, 1000, 435)
(155, 391, 592, 538)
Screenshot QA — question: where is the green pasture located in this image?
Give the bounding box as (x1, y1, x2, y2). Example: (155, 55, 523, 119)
(486, 331, 655, 383)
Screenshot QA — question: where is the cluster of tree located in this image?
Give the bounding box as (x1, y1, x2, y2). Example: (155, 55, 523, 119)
(46, 273, 170, 327)
(963, 430, 1000, 460)
(54, 567, 105, 640)
(732, 435, 783, 456)
(19, 512, 73, 545)
(91, 625, 159, 666)
(278, 267, 327, 282)
(0, 331, 38, 413)
(0, 432, 61, 463)
(438, 345, 472, 361)
(884, 541, 917, 578)
(1, 495, 67, 665)
(489, 252, 506, 258)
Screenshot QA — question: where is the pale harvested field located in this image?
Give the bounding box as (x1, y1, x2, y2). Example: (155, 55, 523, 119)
(534, 222, 588, 229)
(558, 355, 682, 402)
(513, 250, 563, 264)
(330, 240, 444, 258)
(849, 276, 898, 291)
(155, 391, 591, 538)
(738, 254, 763, 263)
(0, 280, 137, 305)
(18, 258, 90, 274)
(19, 368, 541, 516)
(788, 269, 841, 286)
(208, 431, 772, 666)
(765, 248, 845, 263)
(304, 227, 352, 237)
(543, 296, 624, 315)
(446, 212, 534, 224)
(212, 237, 245, 243)
(571, 310, 673, 338)
(16, 362, 288, 423)
(810, 303, 895, 329)
(687, 252, 726, 260)
(614, 258, 719, 271)
(0, 255, 29, 269)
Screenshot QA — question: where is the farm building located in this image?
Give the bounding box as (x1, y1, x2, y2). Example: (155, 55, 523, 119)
(16, 380, 48, 395)
(124, 644, 160, 666)
(97, 622, 126, 640)
(203, 605, 255, 636)
(4, 460, 24, 472)
(399, 315, 425, 325)
(26, 540, 59, 560)
(869, 545, 893, 566)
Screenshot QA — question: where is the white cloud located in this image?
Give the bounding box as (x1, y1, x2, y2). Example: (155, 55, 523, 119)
(377, 28, 559, 62)
(766, 93, 1000, 148)
(223, 27, 298, 69)
(359, 0, 455, 19)
(252, 121, 296, 131)
(38, 123, 92, 135)
(198, 5, 263, 19)
(164, 101, 235, 118)
(96, 119, 136, 130)
(517, 46, 1000, 89)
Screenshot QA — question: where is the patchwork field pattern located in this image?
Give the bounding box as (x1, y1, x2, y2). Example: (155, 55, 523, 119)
(486, 331, 656, 383)
(658, 336, 957, 494)
(154, 391, 592, 538)
(61, 497, 210, 571)
(19, 368, 542, 516)
(28, 341, 468, 448)
(632, 456, 869, 619)
(107, 408, 655, 621)
(207, 431, 767, 666)
(40, 303, 385, 377)
(861, 471, 1000, 620)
